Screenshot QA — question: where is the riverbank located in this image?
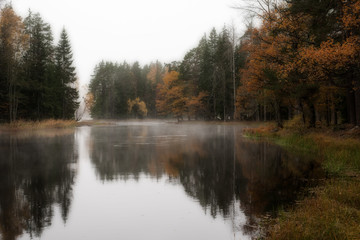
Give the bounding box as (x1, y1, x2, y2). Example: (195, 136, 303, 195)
(244, 123, 360, 239)
(0, 119, 78, 131)
(0, 119, 121, 131)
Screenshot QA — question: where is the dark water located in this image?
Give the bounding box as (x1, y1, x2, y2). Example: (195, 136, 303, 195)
(0, 122, 322, 240)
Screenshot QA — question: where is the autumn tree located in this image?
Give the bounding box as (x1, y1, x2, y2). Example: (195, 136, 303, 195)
(127, 97, 147, 118)
(156, 70, 187, 121)
(0, 5, 28, 122)
(235, 0, 360, 127)
(146, 61, 163, 117)
(186, 91, 208, 120)
(288, 0, 360, 126)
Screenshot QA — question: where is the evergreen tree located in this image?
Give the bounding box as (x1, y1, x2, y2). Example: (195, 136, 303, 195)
(216, 27, 233, 120)
(23, 11, 55, 120)
(55, 28, 79, 119)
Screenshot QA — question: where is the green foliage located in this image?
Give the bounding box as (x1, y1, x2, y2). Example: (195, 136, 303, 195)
(55, 29, 79, 119)
(178, 27, 239, 120)
(0, 8, 79, 122)
(89, 61, 158, 119)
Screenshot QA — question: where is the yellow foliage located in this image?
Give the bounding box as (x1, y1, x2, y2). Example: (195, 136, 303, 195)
(84, 92, 94, 111)
(127, 97, 148, 118)
(0, 6, 29, 62)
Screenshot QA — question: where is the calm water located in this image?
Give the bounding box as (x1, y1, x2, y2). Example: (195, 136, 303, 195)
(0, 121, 322, 240)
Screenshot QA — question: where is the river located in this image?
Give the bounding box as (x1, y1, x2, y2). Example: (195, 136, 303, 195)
(0, 121, 322, 240)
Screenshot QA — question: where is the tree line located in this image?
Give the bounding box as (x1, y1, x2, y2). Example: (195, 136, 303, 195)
(89, 0, 360, 127)
(89, 26, 243, 121)
(0, 4, 79, 123)
(235, 0, 360, 127)
(88, 61, 161, 118)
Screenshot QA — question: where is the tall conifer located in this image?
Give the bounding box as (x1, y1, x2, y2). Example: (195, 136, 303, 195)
(55, 29, 79, 119)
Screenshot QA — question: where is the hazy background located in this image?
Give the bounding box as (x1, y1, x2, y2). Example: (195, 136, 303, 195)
(12, 0, 244, 89)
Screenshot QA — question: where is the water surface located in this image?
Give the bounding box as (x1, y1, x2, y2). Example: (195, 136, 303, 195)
(0, 122, 322, 240)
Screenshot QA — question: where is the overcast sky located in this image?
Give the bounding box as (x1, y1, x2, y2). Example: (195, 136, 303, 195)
(12, 0, 245, 88)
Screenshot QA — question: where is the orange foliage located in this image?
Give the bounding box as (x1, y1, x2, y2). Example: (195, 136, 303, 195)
(342, 0, 360, 30)
(186, 91, 208, 119)
(156, 71, 187, 119)
(156, 71, 208, 120)
(297, 37, 360, 84)
(235, 1, 360, 124)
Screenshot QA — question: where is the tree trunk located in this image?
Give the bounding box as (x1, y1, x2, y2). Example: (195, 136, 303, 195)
(346, 89, 356, 125)
(355, 81, 360, 126)
(264, 103, 267, 121)
(288, 104, 292, 120)
(308, 103, 316, 128)
(274, 99, 282, 128)
(299, 100, 306, 124)
(331, 99, 336, 125)
(256, 104, 260, 121)
(315, 107, 320, 125)
(326, 95, 330, 126)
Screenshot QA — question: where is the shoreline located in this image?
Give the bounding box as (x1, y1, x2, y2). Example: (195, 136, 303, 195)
(0, 119, 122, 131)
(0, 118, 261, 131)
(243, 124, 360, 239)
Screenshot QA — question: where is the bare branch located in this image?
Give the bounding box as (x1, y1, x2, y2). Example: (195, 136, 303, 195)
(231, 0, 284, 20)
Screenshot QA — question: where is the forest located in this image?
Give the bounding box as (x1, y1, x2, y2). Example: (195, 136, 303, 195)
(88, 27, 242, 121)
(89, 0, 360, 127)
(1, 0, 360, 128)
(0, 4, 79, 123)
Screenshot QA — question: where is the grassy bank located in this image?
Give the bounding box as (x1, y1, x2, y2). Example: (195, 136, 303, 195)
(0, 119, 124, 131)
(0, 119, 78, 130)
(244, 124, 360, 240)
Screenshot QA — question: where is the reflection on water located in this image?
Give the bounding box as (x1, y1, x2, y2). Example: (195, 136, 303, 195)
(0, 129, 77, 240)
(0, 122, 322, 239)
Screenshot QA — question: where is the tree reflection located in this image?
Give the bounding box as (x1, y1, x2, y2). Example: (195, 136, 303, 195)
(89, 125, 323, 236)
(0, 130, 77, 240)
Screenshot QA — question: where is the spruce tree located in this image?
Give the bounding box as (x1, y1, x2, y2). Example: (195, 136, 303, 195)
(23, 11, 55, 120)
(55, 28, 79, 119)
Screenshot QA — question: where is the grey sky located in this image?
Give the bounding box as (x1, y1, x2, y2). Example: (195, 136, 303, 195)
(12, 0, 244, 88)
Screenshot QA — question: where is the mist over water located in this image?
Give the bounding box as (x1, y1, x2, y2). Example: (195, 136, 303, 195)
(0, 121, 322, 240)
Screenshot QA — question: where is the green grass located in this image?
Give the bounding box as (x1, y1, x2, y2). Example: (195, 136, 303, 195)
(268, 179, 360, 240)
(245, 126, 360, 240)
(267, 133, 360, 176)
(273, 134, 318, 153)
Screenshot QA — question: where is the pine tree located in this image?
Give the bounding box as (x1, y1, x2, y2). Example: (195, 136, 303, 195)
(55, 28, 79, 119)
(23, 11, 55, 120)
